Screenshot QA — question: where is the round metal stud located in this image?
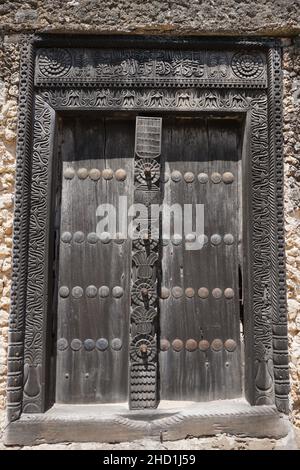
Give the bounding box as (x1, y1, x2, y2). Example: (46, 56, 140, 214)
(77, 168, 88, 179)
(211, 339, 223, 352)
(171, 170, 182, 182)
(222, 172, 234, 184)
(225, 339, 237, 352)
(199, 339, 210, 351)
(211, 172, 222, 184)
(112, 286, 124, 298)
(172, 286, 183, 299)
(72, 286, 83, 299)
(212, 288, 223, 299)
(84, 339, 95, 351)
(87, 232, 98, 244)
(64, 167, 75, 179)
(115, 169, 127, 181)
(172, 234, 182, 246)
(223, 233, 234, 245)
(57, 338, 68, 351)
(89, 168, 101, 181)
(162, 237, 169, 246)
(185, 287, 195, 298)
(211, 234, 222, 246)
(224, 288, 235, 299)
(198, 287, 209, 299)
(99, 232, 111, 243)
(198, 172, 208, 184)
(96, 338, 108, 351)
(172, 339, 184, 352)
(86, 285, 97, 298)
(186, 339, 198, 351)
(73, 231, 85, 243)
(99, 286, 110, 298)
(59, 286, 69, 298)
(186, 233, 196, 243)
(198, 234, 208, 246)
(111, 338, 122, 351)
(70, 339, 82, 351)
(115, 232, 125, 244)
(160, 339, 170, 351)
(61, 231, 72, 243)
(102, 168, 114, 180)
(184, 172, 195, 183)
(160, 287, 170, 299)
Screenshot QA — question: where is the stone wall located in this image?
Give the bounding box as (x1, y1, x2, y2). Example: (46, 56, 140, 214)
(0, 0, 299, 427)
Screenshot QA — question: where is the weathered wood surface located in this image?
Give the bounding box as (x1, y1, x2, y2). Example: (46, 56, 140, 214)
(159, 116, 243, 401)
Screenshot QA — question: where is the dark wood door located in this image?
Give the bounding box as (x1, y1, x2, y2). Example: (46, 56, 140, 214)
(55, 115, 134, 403)
(159, 116, 243, 401)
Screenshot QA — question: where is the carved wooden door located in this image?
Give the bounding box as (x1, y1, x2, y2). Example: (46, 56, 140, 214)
(56, 115, 134, 403)
(159, 116, 243, 401)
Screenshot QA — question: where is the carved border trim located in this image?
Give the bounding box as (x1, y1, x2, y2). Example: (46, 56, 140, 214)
(7, 35, 35, 422)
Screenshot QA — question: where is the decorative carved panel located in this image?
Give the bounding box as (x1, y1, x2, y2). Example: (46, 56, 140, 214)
(7, 35, 289, 423)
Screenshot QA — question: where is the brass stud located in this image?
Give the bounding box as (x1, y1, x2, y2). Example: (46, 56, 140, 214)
(224, 233, 234, 245)
(198, 172, 208, 183)
(112, 286, 124, 298)
(160, 287, 170, 299)
(198, 287, 209, 299)
(211, 172, 222, 184)
(111, 338, 122, 351)
(96, 338, 108, 351)
(64, 167, 75, 179)
(61, 231, 72, 243)
(172, 286, 183, 298)
(185, 339, 198, 351)
(86, 285, 97, 298)
(171, 170, 182, 182)
(73, 231, 85, 243)
(160, 339, 170, 351)
(171, 234, 182, 246)
(115, 169, 127, 181)
(70, 339, 82, 351)
(225, 339, 237, 352)
(172, 339, 184, 352)
(199, 339, 210, 351)
(99, 232, 111, 243)
(57, 338, 68, 351)
(211, 338, 223, 351)
(211, 234, 222, 246)
(99, 286, 110, 298)
(84, 339, 95, 351)
(185, 287, 195, 298)
(77, 168, 88, 179)
(186, 233, 196, 243)
(59, 286, 70, 298)
(222, 172, 234, 184)
(212, 288, 223, 299)
(72, 286, 83, 299)
(184, 172, 195, 183)
(102, 168, 114, 180)
(89, 168, 101, 180)
(224, 288, 235, 299)
(87, 232, 98, 244)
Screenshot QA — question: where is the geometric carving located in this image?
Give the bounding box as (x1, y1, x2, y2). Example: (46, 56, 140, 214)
(37, 48, 72, 78)
(231, 52, 264, 80)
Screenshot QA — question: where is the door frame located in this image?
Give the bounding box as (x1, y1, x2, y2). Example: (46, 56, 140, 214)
(7, 34, 289, 423)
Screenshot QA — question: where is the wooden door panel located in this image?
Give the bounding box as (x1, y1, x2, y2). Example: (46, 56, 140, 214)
(56, 116, 134, 403)
(159, 116, 243, 401)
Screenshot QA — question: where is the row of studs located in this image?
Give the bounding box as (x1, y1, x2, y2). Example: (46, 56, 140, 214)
(64, 167, 127, 181)
(58, 285, 234, 299)
(63, 167, 234, 185)
(57, 337, 122, 351)
(60, 231, 235, 246)
(161, 338, 237, 352)
(57, 337, 237, 353)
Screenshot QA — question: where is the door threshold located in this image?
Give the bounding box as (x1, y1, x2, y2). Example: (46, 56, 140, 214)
(4, 398, 291, 446)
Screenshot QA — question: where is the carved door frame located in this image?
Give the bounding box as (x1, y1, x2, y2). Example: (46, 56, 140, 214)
(7, 34, 289, 423)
